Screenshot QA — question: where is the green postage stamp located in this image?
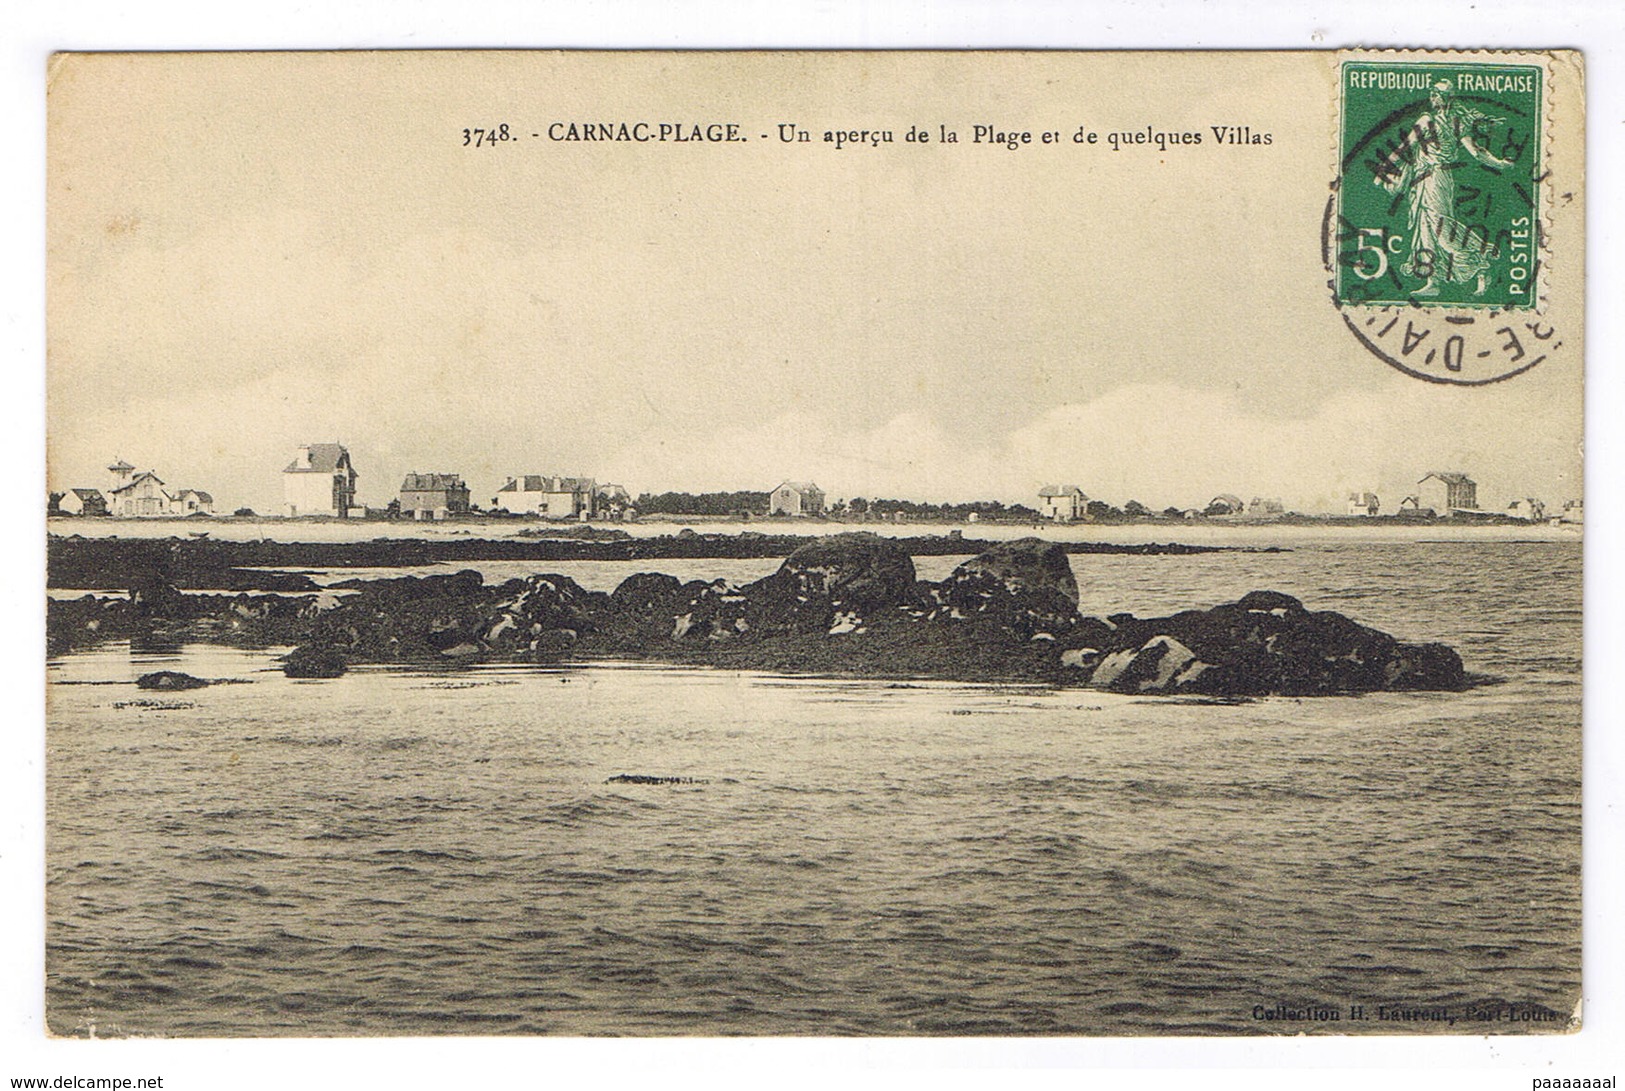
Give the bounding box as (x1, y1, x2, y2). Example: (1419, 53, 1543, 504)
(1335, 61, 1542, 310)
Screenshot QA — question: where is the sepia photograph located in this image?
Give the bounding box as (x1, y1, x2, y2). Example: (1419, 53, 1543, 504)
(40, 47, 1587, 1042)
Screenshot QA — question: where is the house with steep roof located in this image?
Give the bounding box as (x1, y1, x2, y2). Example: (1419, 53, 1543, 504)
(53, 488, 109, 517)
(769, 481, 825, 517)
(1417, 472, 1477, 515)
(492, 475, 597, 518)
(284, 443, 359, 517)
(1037, 485, 1087, 521)
(109, 471, 175, 517)
(399, 473, 471, 520)
(1206, 494, 1245, 516)
(1346, 491, 1380, 516)
(171, 489, 214, 516)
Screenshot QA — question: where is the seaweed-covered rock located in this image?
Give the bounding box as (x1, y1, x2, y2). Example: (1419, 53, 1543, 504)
(722, 532, 919, 636)
(1059, 591, 1466, 696)
(948, 538, 1079, 605)
(938, 538, 1082, 639)
(479, 574, 599, 653)
(761, 532, 917, 611)
(669, 579, 754, 641)
(609, 572, 685, 615)
(302, 570, 491, 661)
(282, 645, 348, 678)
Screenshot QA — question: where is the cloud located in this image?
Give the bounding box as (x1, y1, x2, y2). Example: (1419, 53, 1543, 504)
(597, 382, 1581, 513)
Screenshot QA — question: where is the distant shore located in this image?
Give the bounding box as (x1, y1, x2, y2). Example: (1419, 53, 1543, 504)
(44, 513, 1581, 550)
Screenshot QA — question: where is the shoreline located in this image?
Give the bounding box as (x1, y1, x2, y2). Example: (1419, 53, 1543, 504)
(44, 514, 1582, 548)
(47, 531, 1249, 593)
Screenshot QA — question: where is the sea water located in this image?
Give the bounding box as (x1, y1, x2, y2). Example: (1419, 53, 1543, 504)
(45, 541, 1581, 1035)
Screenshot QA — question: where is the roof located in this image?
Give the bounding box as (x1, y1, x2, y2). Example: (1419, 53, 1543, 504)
(107, 459, 134, 472)
(180, 490, 213, 503)
(773, 481, 823, 494)
(71, 488, 104, 500)
(1038, 485, 1085, 498)
(1420, 471, 1475, 486)
(1211, 494, 1244, 507)
(500, 474, 595, 493)
(284, 443, 352, 474)
(110, 470, 164, 494)
(400, 473, 466, 492)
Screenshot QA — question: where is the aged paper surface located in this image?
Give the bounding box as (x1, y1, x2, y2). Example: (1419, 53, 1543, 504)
(45, 50, 1583, 1038)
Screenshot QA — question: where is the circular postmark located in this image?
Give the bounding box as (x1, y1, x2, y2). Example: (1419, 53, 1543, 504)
(1324, 62, 1561, 385)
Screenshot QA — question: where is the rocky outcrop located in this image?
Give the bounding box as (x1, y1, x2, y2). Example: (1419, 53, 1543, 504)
(53, 534, 1466, 697)
(948, 537, 1080, 605)
(1057, 590, 1465, 695)
(756, 532, 918, 613)
(661, 534, 920, 643)
(920, 538, 1085, 640)
(136, 670, 210, 690)
(282, 645, 347, 678)
(281, 570, 605, 666)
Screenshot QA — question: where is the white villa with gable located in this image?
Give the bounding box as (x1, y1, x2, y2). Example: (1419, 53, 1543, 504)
(283, 443, 360, 517)
(769, 481, 825, 517)
(1038, 485, 1086, 521)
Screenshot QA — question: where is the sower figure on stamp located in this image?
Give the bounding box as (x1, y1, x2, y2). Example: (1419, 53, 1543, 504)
(1375, 80, 1515, 297)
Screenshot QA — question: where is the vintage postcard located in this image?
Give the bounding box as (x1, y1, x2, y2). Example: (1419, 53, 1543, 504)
(45, 50, 1583, 1037)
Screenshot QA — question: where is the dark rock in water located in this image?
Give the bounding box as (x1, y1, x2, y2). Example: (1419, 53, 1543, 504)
(697, 532, 919, 638)
(1234, 590, 1305, 615)
(937, 538, 1082, 639)
(297, 571, 600, 662)
(282, 645, 348, 678)
(136, 670, 209, 690)
(669, 579, 754, 641)
(610, 572, 685, 614)
(1380, 641, 1467, 690)
(480, 574, 599, 653)
(760, 532, 917, 612)
(603, 572, 690, 646)
(951, 538, 1080, 605)
(1058, 591, 1466, 696)
(607, 774, 704, 785)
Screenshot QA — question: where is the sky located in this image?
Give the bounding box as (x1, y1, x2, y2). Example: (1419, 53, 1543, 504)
(45, 52, 1583, 516)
